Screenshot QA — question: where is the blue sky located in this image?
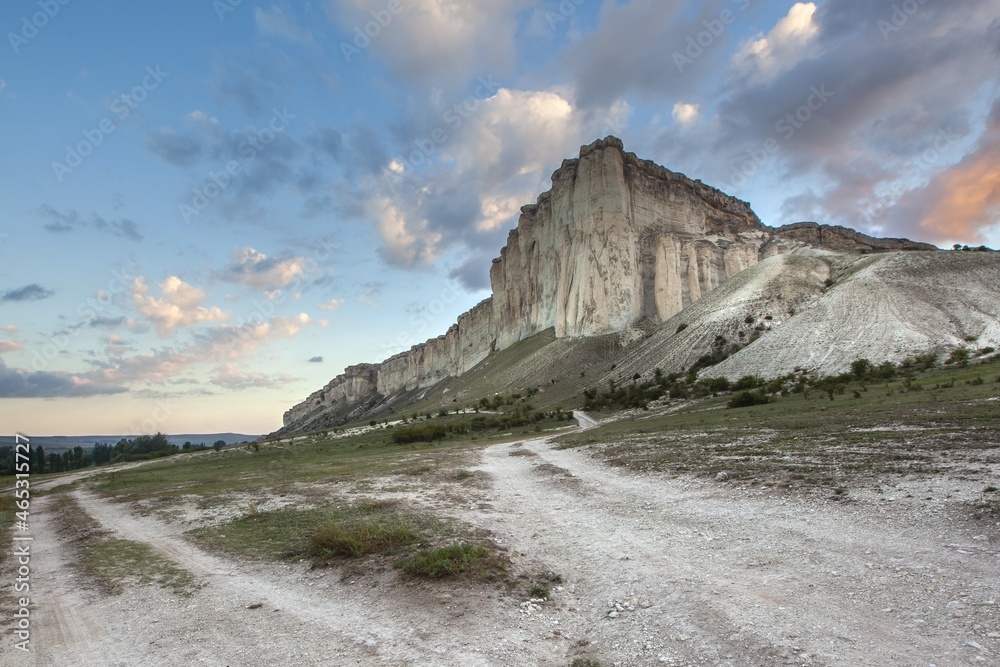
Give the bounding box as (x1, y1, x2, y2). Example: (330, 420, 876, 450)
(1, 0, 998, 436)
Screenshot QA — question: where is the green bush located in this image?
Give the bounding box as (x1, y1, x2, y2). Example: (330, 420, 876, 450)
(727, 391, 772, 409)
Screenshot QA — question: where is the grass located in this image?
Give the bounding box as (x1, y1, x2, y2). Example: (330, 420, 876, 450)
(188, 498, 506, 583)
(83, 538, 200, 596)
(309, 516, 418, 558)
(54, 496, 200, 596)
(398, 542, 506, 580)
(556, 357, 1000, 493)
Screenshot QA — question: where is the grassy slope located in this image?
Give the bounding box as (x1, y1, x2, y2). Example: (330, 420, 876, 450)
(558, 356, 1000, 495)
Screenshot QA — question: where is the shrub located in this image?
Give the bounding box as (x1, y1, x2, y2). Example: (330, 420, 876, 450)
(850, 358, 873, 379)
(727, 391, 771, 408)
(946, 348, 970, 367)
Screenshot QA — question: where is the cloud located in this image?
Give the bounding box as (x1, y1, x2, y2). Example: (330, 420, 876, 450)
(144, 128, 203, 166)
(89, 313, 318, 389)
(1, 325, 18, 333)
(131, 276, 230, 336)
(39, 206, 144, 241)
(0, 340, 22, 353)
(145, 108, 311, 220)
(881, 100, 1000, 243)
(0, 358, 127, 398)
(219, 246, 310, 290)
(318, 298, 345, 311)
(672, 102, 700, 125)
(357, 281, 383, 308)
(328, 0, 529, 88)
(448, 250, 493, 292)
(89, 316, 127, 329)
(255, 5, 314, 44)
(562, 0, 701, 107)
(373, 198, 441, 266)
(308, 356, 324, 363)
(732, 2, 820, 85)
(2, 284, 55, 302)
(211, 48, 288, 116)
(210, 363, 300, 390)
(363, 86, 593, 270)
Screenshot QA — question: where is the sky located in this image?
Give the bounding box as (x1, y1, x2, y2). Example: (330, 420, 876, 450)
(1, 0, 998, 436)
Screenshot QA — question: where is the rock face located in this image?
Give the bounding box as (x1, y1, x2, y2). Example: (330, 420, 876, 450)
(769, 222, 938, 253)
(282, 137, 936, 430)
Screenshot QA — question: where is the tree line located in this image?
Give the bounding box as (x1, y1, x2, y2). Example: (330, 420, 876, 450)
(0, 433, 227, 476)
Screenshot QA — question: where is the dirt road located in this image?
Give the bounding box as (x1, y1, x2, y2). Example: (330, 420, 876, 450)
(10, 416, 1000, 666)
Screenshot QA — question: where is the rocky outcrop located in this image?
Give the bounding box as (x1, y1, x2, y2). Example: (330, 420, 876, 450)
(488, 137, 769, 349)
(281, 137, 937, 431)
(769, 222, 938, 253)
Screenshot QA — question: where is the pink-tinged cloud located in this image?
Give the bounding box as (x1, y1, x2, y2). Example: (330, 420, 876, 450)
(881, 102, 1000, 245)
(132, 276, 230, 336)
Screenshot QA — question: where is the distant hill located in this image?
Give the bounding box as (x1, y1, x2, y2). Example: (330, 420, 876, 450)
(0, 433, 260, 452)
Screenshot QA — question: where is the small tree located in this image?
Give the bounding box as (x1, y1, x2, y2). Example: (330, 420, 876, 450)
(850, 358, 873, 380)
(213, 440, 226, 451)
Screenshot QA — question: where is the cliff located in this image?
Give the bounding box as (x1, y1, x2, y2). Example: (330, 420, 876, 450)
(281, 137, 936, 432)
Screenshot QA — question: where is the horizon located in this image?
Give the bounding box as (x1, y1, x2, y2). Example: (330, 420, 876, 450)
(2, 1, 998, 436)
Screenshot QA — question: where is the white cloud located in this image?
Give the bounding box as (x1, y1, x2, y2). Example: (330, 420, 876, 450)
(131, 276, 229, 336)
(0, 325, 17, 333)
(220, 246, 310, 290)
(733, 2, 819, 84)
(0, 340, 22, 353)
(672, 102, 700, 125)
(318, 298, 346, 311)
(373, 198, 441, 266)
(328, 0, 529, 85)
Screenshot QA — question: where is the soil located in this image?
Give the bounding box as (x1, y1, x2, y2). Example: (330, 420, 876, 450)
(9, 414, 1000, 666)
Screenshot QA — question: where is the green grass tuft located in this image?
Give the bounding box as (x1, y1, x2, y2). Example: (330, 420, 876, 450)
(308, 517, 418, 558)
(399, 542, 506, 579)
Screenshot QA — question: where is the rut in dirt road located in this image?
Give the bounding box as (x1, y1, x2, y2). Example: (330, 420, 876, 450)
(453, 427, 1000, 666)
